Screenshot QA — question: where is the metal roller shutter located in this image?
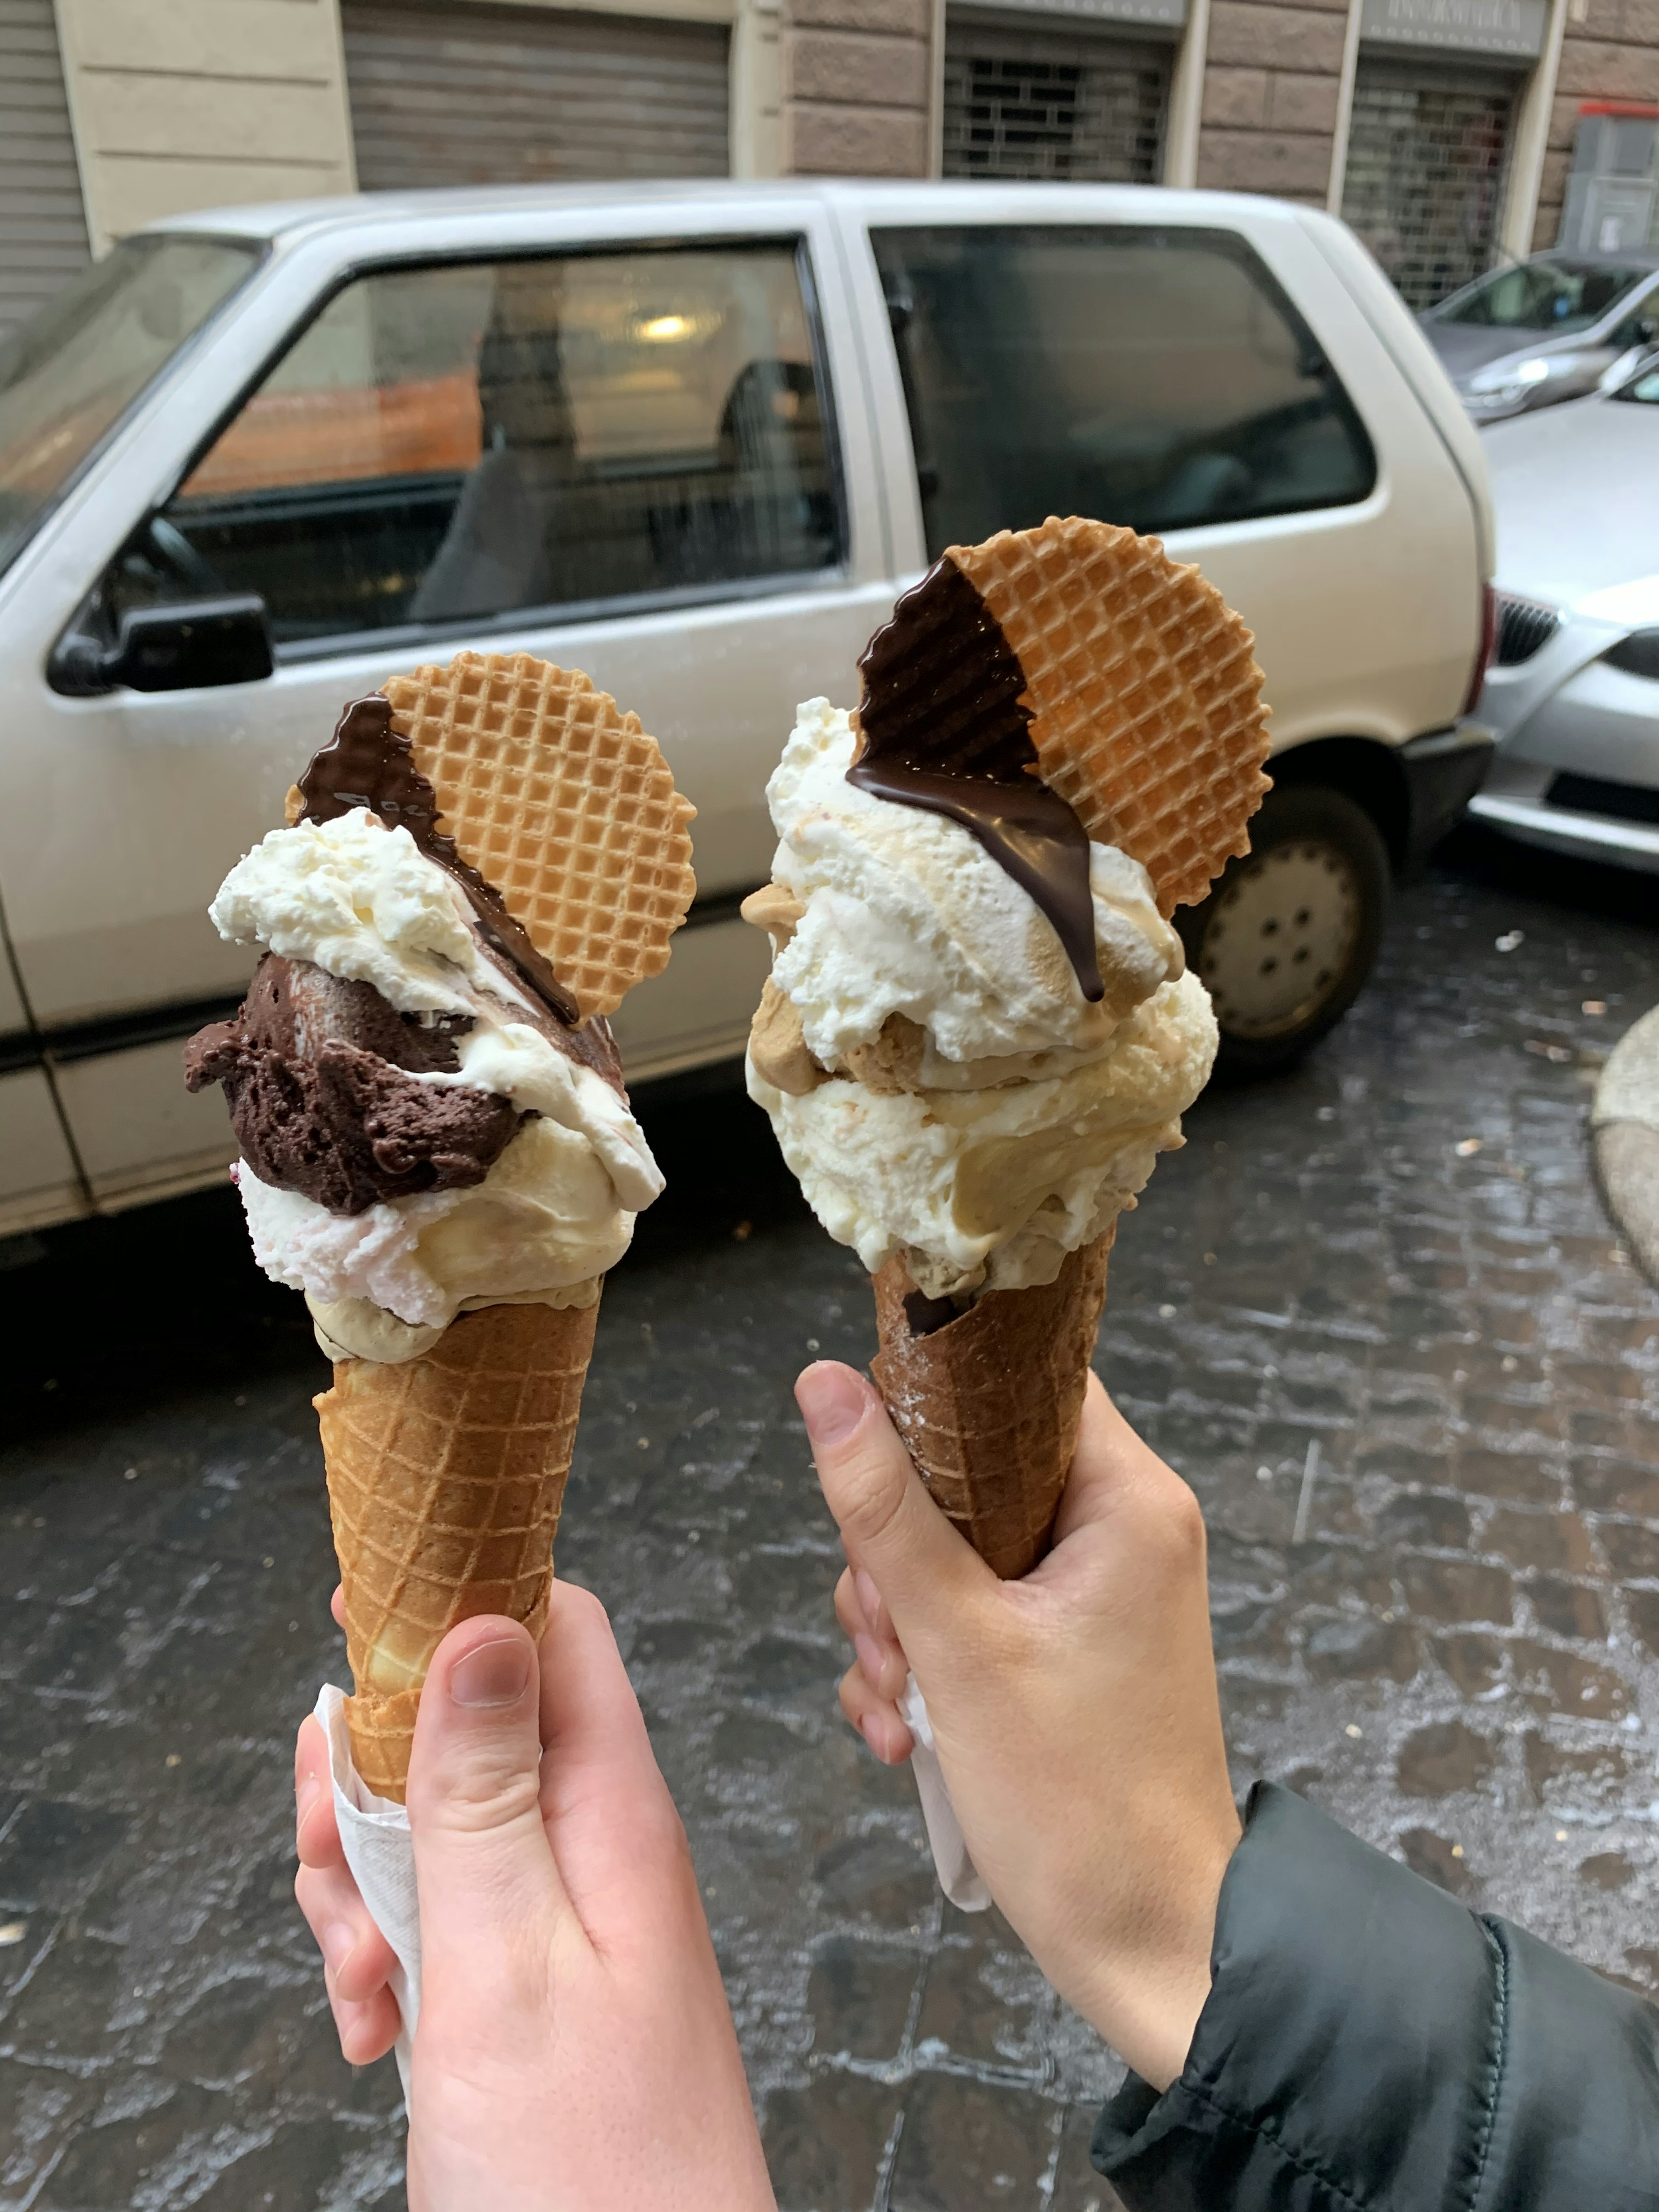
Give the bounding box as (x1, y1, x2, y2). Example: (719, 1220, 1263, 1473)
(342, 0, 730, 190)
(1340, 54, 1519, 311)
(0, 0, 92, 340)
(942, 10, 1169, 184)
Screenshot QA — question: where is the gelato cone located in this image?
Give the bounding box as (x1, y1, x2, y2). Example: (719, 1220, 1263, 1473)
(188, 651, 694, 1802)
(870, 1230, 1114, 1579)
(746, 517, 1268, 1585)
(321, 1298, 599, 1800)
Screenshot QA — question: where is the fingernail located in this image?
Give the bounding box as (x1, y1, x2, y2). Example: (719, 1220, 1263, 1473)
(796, 1363, 868, 1448)
(449, 1637, 532, 1709)
(855, 1570, 884, 1629)
(296, 1773, 320, 1822)
(321, 1921, 355, 1973)
(854, 1631, 887, 1686)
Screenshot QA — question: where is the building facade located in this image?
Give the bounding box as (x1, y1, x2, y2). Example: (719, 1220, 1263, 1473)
(3, 0, 1657, 339)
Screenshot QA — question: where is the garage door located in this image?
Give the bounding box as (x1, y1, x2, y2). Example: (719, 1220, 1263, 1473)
(342, 0, 730, 190)
(942, 9, 1170, 184)
(1340, 54, 1518, 311)
(0, 0, 91, 340)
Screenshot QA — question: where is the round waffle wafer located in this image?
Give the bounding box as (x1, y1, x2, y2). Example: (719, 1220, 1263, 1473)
(949, 517, 1271, 916)
(380, 651, 696, 1020)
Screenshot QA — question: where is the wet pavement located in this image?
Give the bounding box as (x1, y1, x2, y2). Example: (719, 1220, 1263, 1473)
(2, 826, 1657, 2212)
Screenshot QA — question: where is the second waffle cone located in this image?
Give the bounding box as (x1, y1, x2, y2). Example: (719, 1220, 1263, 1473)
(317, 1298, 599, 1801)
(868, 1231, 1114, 1580)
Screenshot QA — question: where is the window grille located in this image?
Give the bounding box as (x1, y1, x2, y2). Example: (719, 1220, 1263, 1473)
(1341, 56, 1518, 311)
(942, 15, 1169, 184)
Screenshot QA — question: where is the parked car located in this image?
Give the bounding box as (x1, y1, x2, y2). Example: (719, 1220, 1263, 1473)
(0, 179, 1496, 1239)
(1469, 355, 1659, 871)
(1420, 251, 1659, 423)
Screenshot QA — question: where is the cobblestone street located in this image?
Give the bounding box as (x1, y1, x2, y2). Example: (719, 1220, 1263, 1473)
(2, 828, 1656, 2212)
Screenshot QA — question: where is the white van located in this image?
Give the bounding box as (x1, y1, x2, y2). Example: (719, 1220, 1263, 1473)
(0, 180, 1495, 1241)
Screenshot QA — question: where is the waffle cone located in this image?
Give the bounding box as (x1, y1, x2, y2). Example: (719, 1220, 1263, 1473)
(380, 651, 696, 1020)
(317, 1297, 600, 1801)
(868, 1230, 1113, 1580)
(949, 517, 1270, 916)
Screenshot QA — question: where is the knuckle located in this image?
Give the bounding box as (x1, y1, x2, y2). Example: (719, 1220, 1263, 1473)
(1161, 1479, 1208, 1563)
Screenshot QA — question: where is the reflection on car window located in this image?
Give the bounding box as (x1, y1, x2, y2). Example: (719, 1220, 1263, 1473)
(1615, 366, 1659, 404)
(142, 245, 841, 646)
(1429, 259, 1649, 336)
(870, 226, 1374, 555)
(0, 234, 260, 586)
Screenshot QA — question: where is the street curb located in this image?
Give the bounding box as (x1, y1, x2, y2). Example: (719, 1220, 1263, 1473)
(1592, 1005, 1659, 1290)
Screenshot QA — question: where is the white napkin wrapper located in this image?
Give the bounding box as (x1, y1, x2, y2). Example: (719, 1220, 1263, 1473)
(897, 1674, 991, 1912)
(315, 1683, 422, 2098)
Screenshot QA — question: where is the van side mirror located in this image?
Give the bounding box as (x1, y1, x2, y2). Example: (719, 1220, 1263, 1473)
(51, 596, 273, 696)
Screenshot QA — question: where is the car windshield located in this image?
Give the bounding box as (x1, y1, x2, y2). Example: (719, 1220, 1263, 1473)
(1427, 258, 1649, 336)
(0, 234, 263, 584)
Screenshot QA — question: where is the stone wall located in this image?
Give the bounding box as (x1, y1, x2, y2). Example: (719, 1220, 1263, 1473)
(52, 0, 356, 250)
(1195, 0, 1351, 205)
(1534, 0, 1659, 249)
(781, 0, 934, 175)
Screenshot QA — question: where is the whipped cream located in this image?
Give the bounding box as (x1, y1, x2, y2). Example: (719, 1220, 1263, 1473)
(210, 809, 532, 1021)
(236, 1111, 638, 1330)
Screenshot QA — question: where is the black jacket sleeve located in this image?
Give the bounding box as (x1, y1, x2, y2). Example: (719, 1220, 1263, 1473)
(1093, 1780, 1659, 2210)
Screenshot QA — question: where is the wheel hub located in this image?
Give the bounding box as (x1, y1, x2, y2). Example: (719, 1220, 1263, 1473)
(1195, 838, 1361, 1039)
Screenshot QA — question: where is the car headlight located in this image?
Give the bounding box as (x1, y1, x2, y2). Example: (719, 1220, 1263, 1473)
(1605, 629, 1659, 680)
(1465, 351, 1604, 413)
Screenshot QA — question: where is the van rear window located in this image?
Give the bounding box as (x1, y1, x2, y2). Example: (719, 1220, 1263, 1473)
(870, 224, 1375, 554)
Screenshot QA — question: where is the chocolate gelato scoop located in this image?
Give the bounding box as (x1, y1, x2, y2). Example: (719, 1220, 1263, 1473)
(187, 955, 524, 1215)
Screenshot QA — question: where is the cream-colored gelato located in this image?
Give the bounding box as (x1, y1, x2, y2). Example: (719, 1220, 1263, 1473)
(748, 697, 1219, 1295)
(236, 1110, 637, 1331)
(750, 971, 1216, 1296)
(765, 699, 1184, 1071)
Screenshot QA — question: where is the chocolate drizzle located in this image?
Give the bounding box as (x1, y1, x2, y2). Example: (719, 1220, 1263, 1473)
(847, 559, 1103, 1003)
(298, 695, 582, 1027)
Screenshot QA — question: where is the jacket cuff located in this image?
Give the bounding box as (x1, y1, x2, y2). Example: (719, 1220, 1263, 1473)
(1091, 1779, 1502, 2209)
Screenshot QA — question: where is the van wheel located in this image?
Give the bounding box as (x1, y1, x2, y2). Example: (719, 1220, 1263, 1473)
(1178, 785, 1389, 1077)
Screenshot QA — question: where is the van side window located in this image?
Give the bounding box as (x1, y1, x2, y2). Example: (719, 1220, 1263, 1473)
(871, 225, 1375, 555)
(140, 244, 841, 647)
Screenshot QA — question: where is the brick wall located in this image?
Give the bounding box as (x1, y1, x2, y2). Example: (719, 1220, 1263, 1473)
(1533, 0, 1659, 248)
(1196, 0, 1350, 204)
(782, 0, 934, 175)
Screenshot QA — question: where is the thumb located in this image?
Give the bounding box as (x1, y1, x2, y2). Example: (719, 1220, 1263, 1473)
(796, 1362, 989, 1659)
(406, 1616, 568, 1984)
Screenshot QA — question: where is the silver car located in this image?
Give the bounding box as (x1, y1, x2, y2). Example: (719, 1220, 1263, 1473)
(1421, 254, 1659, 423)
(1471, 357, 1659, 871)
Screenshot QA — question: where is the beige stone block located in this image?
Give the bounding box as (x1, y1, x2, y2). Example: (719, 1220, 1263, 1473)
(1202, 66, 1269, 127)
(789, 0, 930, 34)
(1197, 125, 1334, 197)
(60, 0, 341, 81)
(77, 71, 348, 163)
(1267, 70, 1340, 134)
(98, 152, 354, 235)
(785, 26, 928, 105)
(786, 99, 929, 172)
(1206, 1, 1347, 74)
(1557, 36, 1659, 101)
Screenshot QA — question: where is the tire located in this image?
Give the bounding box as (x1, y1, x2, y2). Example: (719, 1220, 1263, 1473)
(1177, 784, 1390, 1077)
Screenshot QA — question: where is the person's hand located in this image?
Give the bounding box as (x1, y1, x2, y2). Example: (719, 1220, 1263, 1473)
(293, 1589, 775, 2212)
(799, 1362, 1239, 2093)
